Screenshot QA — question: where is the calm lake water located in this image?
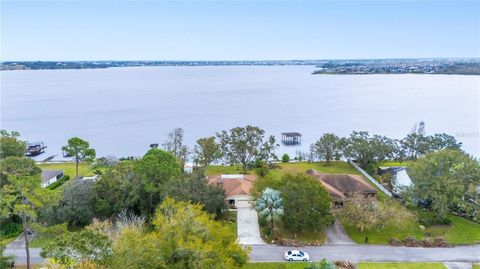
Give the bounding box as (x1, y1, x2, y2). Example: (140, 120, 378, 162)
(1, 66, 479, 160)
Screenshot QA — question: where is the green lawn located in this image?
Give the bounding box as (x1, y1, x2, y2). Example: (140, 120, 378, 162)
(242, 262, 310, 269)
(207, 165, 245, 175)
(343, 211, 480, 245)
(272, 161, 362, 177)
(419, 212, 480, 245)
(358, 263, 446, 269)
(472, 264, 480, 269)
(29, 235, 54, 248)
(343, 222, 423, 245)
(38, 162, 95, 179)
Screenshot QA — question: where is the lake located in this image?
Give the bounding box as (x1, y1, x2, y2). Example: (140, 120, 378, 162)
(1, 66, 479, 160)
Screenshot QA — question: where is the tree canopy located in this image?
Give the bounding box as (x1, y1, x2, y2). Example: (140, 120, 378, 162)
(216, 125, 277, 173)
(280, 174, 332, 232)
(62, 137, 96, 178)
(408, 149, 480, 221)
(194, 136, 222, 167)
(0, 130, 26, 159)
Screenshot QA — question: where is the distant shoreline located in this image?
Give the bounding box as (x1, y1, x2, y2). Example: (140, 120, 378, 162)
(2, 59, 478, 75)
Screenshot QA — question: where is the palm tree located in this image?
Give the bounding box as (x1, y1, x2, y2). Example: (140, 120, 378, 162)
(254, 188, 283, 235)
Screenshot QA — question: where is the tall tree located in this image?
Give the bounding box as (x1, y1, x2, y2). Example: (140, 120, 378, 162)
(216, 125, 278, 173)
(312, 133, 343, 165)
(254, 188, 283, 235)
(62, 137, 96, 178)
(0, 157, 45, 269)
(165, 171, 226, 217)
(408, 149, 480, 221)
(281, 174, 332, 232)
(92, 161, 136, 218)
(0, 130, 26, 159)
(151, 197, 249, 269)
(194, 136, 222, 168)
(132, 149, 182, 217)
(163, 128, 189, 165)
(57, 179, 95, 226)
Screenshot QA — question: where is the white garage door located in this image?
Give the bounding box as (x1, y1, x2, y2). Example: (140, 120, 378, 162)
(235, 199, 251, 208)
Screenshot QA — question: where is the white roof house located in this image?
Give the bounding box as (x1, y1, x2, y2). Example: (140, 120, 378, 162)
(379, 166, 412, 194)
(41, 170, 64, 188)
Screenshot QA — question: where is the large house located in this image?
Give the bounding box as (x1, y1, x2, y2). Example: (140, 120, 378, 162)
(306, 169, 377, 204)
(207, 174, 256, 208)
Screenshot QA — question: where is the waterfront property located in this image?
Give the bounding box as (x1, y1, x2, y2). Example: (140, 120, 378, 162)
(306, 169, 377, 204)
(208, 174, 256, 208)
(41, 169, 64, 188)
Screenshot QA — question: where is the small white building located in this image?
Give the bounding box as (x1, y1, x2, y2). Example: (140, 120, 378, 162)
(378, 166, 412, 194)
(184, 162, 194, 174)
(41, 170, 64, 188)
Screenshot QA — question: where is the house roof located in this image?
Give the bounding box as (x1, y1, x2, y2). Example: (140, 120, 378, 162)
(41, 170, 63, 184)
(306, 169, 376, 198)
(207, 174, 256, 198)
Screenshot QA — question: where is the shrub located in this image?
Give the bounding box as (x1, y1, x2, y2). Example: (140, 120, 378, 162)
(389, 238, 402, 246)
(305, 259, 336, 269)
(254, 160, 270, 177)
(281, 154, 290, 163)
(47, 175, 70, 190)
(0, 219, 22, 239)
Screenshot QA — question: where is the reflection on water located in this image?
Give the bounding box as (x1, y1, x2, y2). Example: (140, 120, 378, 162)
(1, 66, 479, 159)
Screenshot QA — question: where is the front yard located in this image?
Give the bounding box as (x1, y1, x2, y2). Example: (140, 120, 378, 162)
(343, 211, 480, 245)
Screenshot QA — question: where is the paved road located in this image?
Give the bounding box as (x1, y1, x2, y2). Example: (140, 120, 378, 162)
(325, 221, 356, 245)
(249, 244, 480, 263)
(237, 207, 265, 245)
(4, 247, 43, 266)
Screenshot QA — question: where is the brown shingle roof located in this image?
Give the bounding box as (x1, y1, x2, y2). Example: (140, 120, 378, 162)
(207, 174, 256, 198)
(306, 169, 377, 198)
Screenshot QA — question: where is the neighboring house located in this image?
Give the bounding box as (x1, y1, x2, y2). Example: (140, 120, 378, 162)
(378, 166, 412, 194)
(41, 170, 64, 188)
(184, 162, 194, 174)
(207, 174, 256, 208)
(306, 169, 377, 206)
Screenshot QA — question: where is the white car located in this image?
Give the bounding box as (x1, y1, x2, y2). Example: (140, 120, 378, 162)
(284, 250, 310, 261)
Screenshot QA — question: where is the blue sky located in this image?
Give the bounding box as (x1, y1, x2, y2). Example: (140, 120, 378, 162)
(1, 1, 479, 60)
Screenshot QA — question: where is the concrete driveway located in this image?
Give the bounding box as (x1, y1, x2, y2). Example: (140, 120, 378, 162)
(237, 207, 265, 245)
(325, 220, 356, 245)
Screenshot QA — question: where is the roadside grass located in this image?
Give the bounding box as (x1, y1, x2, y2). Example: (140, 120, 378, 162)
(418, 211, 480, 245)
(343, 211, 480, 245)
(472, 264, 480, 269)
(242, 262, 310, 269)
(358, 262, 446, 269)
(1, 234, 19, 246)
(259, 222, 326, 245)
(29, 235, 53, 248)
(342, 222, 423, 245)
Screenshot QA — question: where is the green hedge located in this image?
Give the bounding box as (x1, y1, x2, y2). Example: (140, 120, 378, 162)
(47, 175, 70, 190)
